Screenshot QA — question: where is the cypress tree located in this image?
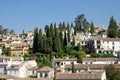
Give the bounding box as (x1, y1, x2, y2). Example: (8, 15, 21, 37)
(67, 23, 70, 43)
(33, 28, 39, 53)
(63, 31, 67, 46)
(45, 25, 50, 38)
(38, 29, 42, 52)
(71, 22, 73, 28)
(107, 16, 117, 38)
(59, 31, 63, 50)
(90, 21, 95, 34)
(53, 26, 61, 52)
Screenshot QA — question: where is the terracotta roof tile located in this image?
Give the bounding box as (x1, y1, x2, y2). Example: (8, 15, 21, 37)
(38, 66, 53, 72)
(83, 58, 116, 61)
(56, 71, 103, 80)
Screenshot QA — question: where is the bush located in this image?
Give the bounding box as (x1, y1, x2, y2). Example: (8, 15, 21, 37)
(90, 53, 114, 58)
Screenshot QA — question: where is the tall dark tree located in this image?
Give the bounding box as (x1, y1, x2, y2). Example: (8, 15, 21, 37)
(53, 26, 61, 52)
(45, 25, 50, 38)
(62, 22, 66, 29)
(90, 21, 95, 34)
(74, 14, 85, 31)
(63, 31, 67, 46)
(107, 16, 117, 38)
(50, 23, 54, 38)
(46, 38, 52, 53)
(117, 29, 120, 38)
(33, 28, 39, 53)
(67, 23, 70, 43)
(59, 31, 63, 49)
(38, 29, 43, 52)
(10, 29, 15, 34)
(41, 36, 47, 53)
(82, 18, 90, 32)
(71, 22, 73, 28)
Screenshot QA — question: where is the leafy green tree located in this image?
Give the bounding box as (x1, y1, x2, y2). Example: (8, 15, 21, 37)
(90, 21, 95, 34)
(105, 64, 120, 80)
(3, 47, 11, 56)
(10, 29, 15, 34)
(75, 14, 85, 31)
(105, 64, 115, 80)
(107, 16, 117, 38)
(33, 28, 39, 53)
(117, 29, 120, 38)
(0, 25, 9, 35)
(82, 18, 90, 32)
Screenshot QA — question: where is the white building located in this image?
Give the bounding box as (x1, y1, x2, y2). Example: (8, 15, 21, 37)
(52, 57, 77, 72)
(6, 60, 37, 78)
(56, 70, 106, 80)
(0, 56, 23, 75)
(37, 66, 54, 78)
(91, 38, 120, 56)
(7, 63, 27, 78)
(82, 58, 118, 64)
(65, 64, 120, 73)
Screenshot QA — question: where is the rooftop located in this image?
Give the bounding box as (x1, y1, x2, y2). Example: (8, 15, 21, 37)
(56, 71, 103, 80)
(37, 66, 53, 72)
(65, 64, 120, 70)
(52, 58, 77, 62)
(83, 58, 117, 62)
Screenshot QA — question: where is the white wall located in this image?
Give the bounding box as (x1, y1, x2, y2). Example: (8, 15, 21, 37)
(0, 66, 5, 74)
(7, 70, 19, 77)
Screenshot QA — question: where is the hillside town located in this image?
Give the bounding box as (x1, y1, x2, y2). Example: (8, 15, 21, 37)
(0, 17, 120, 80)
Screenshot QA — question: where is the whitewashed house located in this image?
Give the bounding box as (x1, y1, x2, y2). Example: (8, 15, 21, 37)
(6, 60, 37, 78)
(52, 57, 77, 72)
(91, 38, 120, 56)
(56, 70, 106, 80)
(37, 66, 54, 78)
(65, 64, 120, 73)
(82, 58, 117, 64)
(7, 63, 27, 78)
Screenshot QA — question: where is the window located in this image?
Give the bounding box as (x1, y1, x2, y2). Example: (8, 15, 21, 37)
(112, 42, 114, 45)
(61, 62, 63, 65)
(97, 46, 100, 49)
(45, 73, 48, 78)
(97, 40, 100, 44)
(40, 73, 42, 77)
(113, 46, 114, 49)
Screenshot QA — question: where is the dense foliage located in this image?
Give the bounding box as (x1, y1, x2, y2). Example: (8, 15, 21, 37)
(105, 64, 120, 80)
(107, 16, 118, 38)
(32, 21, 87, 67)
(90, 53, 114, 58)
